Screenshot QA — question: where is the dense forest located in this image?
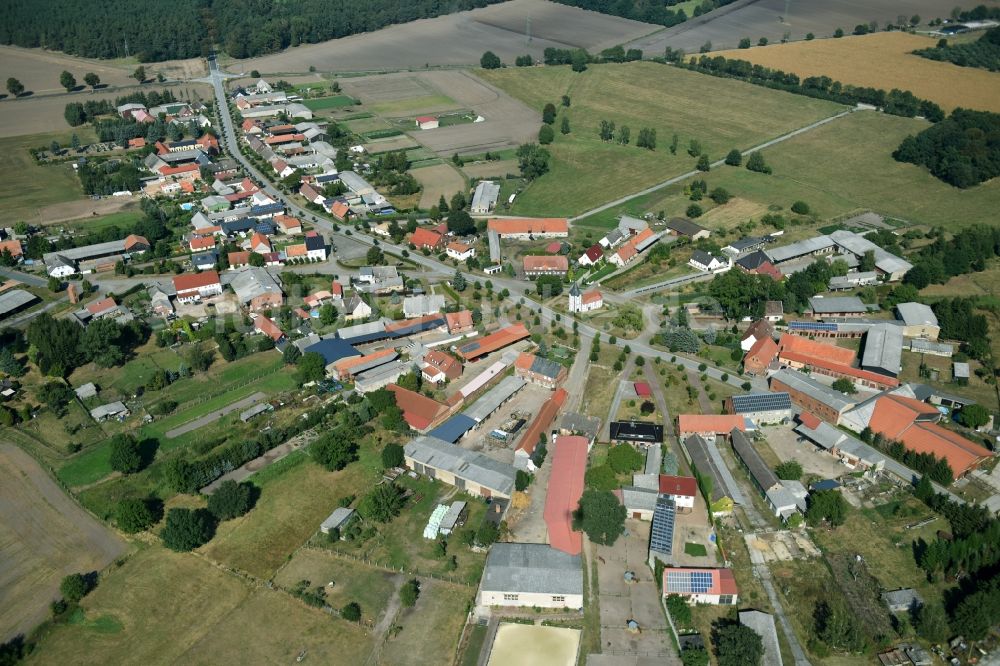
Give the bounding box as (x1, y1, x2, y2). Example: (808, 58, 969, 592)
(550, 0, 737, 27)
(914, 27, 1000, 71)
(1, 0, 505, 62)
(893, 109, 1000, 188)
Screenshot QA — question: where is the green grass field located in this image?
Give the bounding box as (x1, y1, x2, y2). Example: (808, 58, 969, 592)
(368, 94, 458, 117)
(58, 208, 144, 234)
(381, 580, 473, 666)
(684, 542, 708, 557)
(576, 111, 1000, 231)
(476, 62, 845, 217)
(302, 95, 358, 111)
(0, 129, 96, 221)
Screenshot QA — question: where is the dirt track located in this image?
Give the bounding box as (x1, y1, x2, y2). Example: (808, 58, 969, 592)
(0, 444, 126, 641)
(231, 0, 660, 74)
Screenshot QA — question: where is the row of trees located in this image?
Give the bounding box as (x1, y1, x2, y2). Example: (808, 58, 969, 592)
(914, 27, 1000, 71)
(550, 0, 739, 28)
(683, 55, 945, 122)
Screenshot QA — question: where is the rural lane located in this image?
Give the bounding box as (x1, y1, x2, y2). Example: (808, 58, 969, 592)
(567, 107, 856, 224)
(164, 391, 268, 439)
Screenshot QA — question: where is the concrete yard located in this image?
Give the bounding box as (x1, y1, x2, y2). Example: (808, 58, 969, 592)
(762, 425, 850, 480)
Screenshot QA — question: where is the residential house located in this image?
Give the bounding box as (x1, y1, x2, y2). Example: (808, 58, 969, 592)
(476, 543, 583, 610)
(487, 218, 568, 239)
(446, 241, 476, 262)
(228, 251, 250, 269)
(895, 302, 940, 340)
(662, 568, 738, 605)
(191, 251, 218, 271)
(610, 227, 659, 267)
(415, 116, 439, 130)
(343, 294, 373, 321)
(173, 271, 222, 303)
(403, 294, 445, 318)
(148, 286, 173, 316)
(578, 244, 604, 266)
(445, 310, 475, 334)
(249, 232, 272, 254)
(615, 486, 659, 521)
(253, 315, 285, 343)
(514, 352, 567, 389)
(0, 239, 23, 261)
(411, 227, 444, 251)
(274, 214, 302, 235)
(230, 268, 283, 311)
(743, 336, 779, 376)
(689, 250, 731, 273)
(740, 319, 774, 352)
(764, 300, 784, 322)
(303, 231, 326, 260)
(422, 349, 463, 383)
(658, 475, 697, 511)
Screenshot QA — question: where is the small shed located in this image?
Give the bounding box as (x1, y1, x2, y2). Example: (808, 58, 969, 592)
(320, 507, 355, 535)
(882, 588, 924, 613)
(634, 382, 652, 398)
(90, 401, 129, 422)
(74, 382, 98, 400)
(438, 501, 468, 535)
(239, 402, 272, 422)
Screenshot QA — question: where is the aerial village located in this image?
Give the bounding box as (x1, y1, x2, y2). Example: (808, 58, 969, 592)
(2, 56, 999, 666)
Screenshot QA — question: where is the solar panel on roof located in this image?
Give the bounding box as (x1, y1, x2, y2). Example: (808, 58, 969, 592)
(731, 392, 792, 414)
(790, 321, 837, 331)
(649, 497, 676, 556)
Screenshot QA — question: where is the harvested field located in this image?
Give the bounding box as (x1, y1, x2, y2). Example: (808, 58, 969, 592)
(0, 444, 126, 641)
(29, 547, 373, 666)
(413, 163, 467, 208)
(365, 135, 420, 154)
(0, 45, 205, 98)
(231, 0, 659, 74)
(461, 158, 519, 179)
(478, 61, 844, 216)
(0, 83, 214, 137)
(713, 32, 1000, 113)
(343, 69, 539, 156)
(697, 197, 771, 228)
(626, 0, 959, 54)
(381, 580, 473, 666)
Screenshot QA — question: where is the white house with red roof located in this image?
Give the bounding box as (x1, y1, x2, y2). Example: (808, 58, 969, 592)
(578, 244, 604, 266)
(172, 270, 222, 303)
(415, 116, 439, 130)
(658, 475, 697, 511)
(568, 283, 602, 313)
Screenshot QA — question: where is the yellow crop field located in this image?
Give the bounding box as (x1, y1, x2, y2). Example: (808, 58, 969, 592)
(712, 32, 1000, 113)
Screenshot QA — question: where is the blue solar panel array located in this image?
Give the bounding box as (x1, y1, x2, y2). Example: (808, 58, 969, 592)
(649, 497, 676, 556)
(789, 321, 837, 332)
(665, 570, 714, 595)
(730, 392, 792, 414)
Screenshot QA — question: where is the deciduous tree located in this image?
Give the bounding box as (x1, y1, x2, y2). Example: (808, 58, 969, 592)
(161, 508, 215, 551)
(573, 489, 626, 545)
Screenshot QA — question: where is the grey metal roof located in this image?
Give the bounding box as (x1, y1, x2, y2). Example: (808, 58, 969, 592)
(405, 435, 516, 496)
(354, 360, 408, 391)
(808, 296, 869, 314)
(488, 228, 501, 263)
(634, 231, 662, 252)
(90, 401, 128, 420)
(43, 238, 131, 264)
(666, 217, 707, 236)
(739, 611, 782, 666)
(954, 362, 970, 379)
(464, 375, 526, 423)
(829, 229, 913, 276)
(336, 319, 387, 341)
(620, 486, 659, 513)
(0, 289, 38, 317)
(829, 271, 878, 289)
(861, 324, 903, 375)
(403, 294, 445, 317)
(321, 508, 355, 533)
(74, 382, 97, 399)
(882, 588, 924, 611)
(770, 369, 854, 413)
(481, 543, 582, 596)
(618, 215, 649, 235)
(909, 339, 953, 355)
(229, 268, 282, 304)
(896, 302, 938, 328)
(470, 180, 500, 212)
(528, 355, 564, 380)
(440, 501, 467, 530)
(765, 235, 835, 264)
(560, 412, 601, 439)
(338, 170, 374, 194)
(725, 236, 767, 252)
(644, 443, 662, 475)
(683, 435, 733, 504)
(731, 429, 780, 492)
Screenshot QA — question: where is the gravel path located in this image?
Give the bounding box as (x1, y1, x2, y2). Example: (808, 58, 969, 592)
(164, 391, 267, 439)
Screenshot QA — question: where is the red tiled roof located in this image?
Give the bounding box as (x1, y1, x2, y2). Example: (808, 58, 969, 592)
(410, 227, 443, 248)
(275, 214, 301, 230)
(333, 348, 396, 378)
(778, 334, 856, 366)
(523, 255, 568, 272)
(487, 218, 568, 235)
(779, 350, 899, 388)
(85, 296, 117, 315)
(798, 412, 821, 429)
(250, 232, 271, 251)
(754, 261, 783, 281)
(744, 336, 779, 373)
(173, 270, 220, 292)
(869, 394, 940, 440)
(662, 568, 738, 597)
(445, 309, 474, 332)
(387, 383, 448, 431)
(634, 382, 652, 397)
(659, 475, 698, 497)
(545, 241, 562, 253)
(416, 116, 437, 123)
(517, 389, 567, 457)
(228, 251, 250, 266)
(741, 319, 774, 343)
(582, 289, 602, 305)
(330, 201, 350, 219)
(543, 433, 587, 555)
(331, 281, 343, 297)
(189, 236, 215, 251)
(423, 349, 462, 379)
(254, 316, 284, 342)
(0, 240, 23, 257)
(192, 225, 222, 237)
(127, 137, 146, 148)
(286, 244, 307, 257)
(124, 234, 149, 250)
(456, 323, 530, 361)
(615, 243, 638, 263)
(899, 422, 992, 477)
(678, 414, 746, 435)
(159, 163, 200, 177)
(583, 244, 603, 262)
(447, 241, 473, 254)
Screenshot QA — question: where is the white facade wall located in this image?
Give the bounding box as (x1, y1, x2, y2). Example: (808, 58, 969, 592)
(477, 590, 583, 609)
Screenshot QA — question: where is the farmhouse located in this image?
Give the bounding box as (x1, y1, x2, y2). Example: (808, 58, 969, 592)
(445, 310, 475, 334)
(515, 352, 567, 389)
(689, 251, 731, 273)
(487, 218, 568, 239)
(578, 244, 604, 266)
(470, 181, 501, 215)
(422, 349, 462, 383)
(403, 294, 445, 318)
(173, 270, 223, 303)
(230, 268, 284, 311)
(662, 568, 738, 605)
(410, 227, 444, 251)
(387, 383, 449, 432)
(523, 255, 568, 276)
(743, 336, 779, 376)
(477, 543, 583, 610)
(568, 283, 602, 313)
(0, 239, 24, 260)
(740, 319, 774, 352)
(544, 435, 588, 555)
(724, 392, 793, 425)
(610, 227, 659, 267)
(446, 241, 475, 261)
(658, 475, 697, 511)
(404, 435, 516, 499)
